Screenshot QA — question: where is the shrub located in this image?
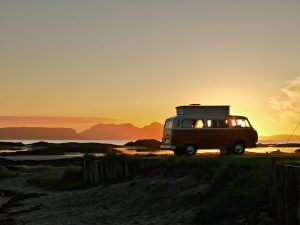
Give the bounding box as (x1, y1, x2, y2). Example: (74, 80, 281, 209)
(27, 166, 85, 190)
(62, 166, 82, 183)
(193, 159, 269, 224)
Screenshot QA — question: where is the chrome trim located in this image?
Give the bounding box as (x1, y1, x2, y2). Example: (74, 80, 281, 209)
(160, 145, 176, 150)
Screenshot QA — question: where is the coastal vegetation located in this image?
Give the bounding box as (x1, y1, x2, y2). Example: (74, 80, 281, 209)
(2, 140, 300, 224)
(26, 165, 86, 190)
(0, 141, 116, 156)
(13, 153, 300, 224)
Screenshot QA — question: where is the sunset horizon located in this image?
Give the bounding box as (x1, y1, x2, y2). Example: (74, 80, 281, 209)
(1, 1, 300, 225)
(0, 103, 299, 136)
(1, 1, 300, 138)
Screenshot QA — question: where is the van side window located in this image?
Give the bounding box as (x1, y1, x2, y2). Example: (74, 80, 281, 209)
(181, 119, 204, 128)
(195, 120, 204, 128)
(181, 120, 193, 128)
(207, 120, 218, 128)
(218, 120, 229, 128)
(207, 119, 229, 128)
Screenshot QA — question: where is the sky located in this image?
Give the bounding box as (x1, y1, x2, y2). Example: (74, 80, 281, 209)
(1, 0, 300, 135)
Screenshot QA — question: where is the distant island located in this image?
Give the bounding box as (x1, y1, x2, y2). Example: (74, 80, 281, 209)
(0, 122, 163, 140)
(0, 127, 83, 140)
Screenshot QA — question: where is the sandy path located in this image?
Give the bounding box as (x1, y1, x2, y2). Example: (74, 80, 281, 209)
(0, 172, 208, 225)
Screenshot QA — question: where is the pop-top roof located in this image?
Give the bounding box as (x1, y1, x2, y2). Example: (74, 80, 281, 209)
(176, 104, 230, 118)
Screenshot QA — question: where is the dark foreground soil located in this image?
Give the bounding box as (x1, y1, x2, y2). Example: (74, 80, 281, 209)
(0, 173, 207, 225)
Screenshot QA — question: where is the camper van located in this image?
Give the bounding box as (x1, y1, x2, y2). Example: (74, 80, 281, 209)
(161, 104, 258, 155)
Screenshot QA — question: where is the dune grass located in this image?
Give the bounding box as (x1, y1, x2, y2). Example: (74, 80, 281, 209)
(27, 165, 86, 190)
(26, 154, 300, 223)
(192, 159, 269, 224)
(110, 154, 300, 224)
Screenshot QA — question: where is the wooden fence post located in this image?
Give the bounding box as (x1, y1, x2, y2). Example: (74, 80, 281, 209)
(270, 164, 300, 225)
(82, 157, 132, 185)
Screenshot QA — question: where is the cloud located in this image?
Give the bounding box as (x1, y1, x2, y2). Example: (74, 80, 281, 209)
(270, 76, 300, 121)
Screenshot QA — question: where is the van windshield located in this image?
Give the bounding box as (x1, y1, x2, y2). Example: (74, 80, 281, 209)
(231, 118, 251, 128)
(164, 120, 173, 129)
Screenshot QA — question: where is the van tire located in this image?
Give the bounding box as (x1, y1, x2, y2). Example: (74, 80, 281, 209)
(184, 145, 197, 156)
(232, 141, 245, 155)
(174, 149, 184, 156)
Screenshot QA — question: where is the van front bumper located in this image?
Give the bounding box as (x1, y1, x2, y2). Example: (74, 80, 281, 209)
(160, 145, 176, 150)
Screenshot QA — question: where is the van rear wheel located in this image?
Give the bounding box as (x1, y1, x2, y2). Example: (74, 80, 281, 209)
(232, 142, 245, 155)
(184, 145, 197, 156)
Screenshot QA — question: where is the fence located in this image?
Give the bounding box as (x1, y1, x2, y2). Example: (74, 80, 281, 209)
(269, 163, 300, 225)
(83, 157, 300, 224)
(82, 158, 131, 185)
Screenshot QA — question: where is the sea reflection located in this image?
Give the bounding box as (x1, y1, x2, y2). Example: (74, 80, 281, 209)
(115, 146, 300, 155)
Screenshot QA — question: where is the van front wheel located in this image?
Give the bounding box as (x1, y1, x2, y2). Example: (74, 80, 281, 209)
(232, 142, 245, 155)
(184, 145, 197, 156)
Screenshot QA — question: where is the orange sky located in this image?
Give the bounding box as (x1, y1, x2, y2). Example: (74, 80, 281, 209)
(1, 1, 300, 136)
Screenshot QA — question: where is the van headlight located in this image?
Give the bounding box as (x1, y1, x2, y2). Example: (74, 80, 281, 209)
(164, 138, 171, 144)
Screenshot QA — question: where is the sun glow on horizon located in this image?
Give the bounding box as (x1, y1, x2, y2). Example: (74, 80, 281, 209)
(1, 1, 300, 137)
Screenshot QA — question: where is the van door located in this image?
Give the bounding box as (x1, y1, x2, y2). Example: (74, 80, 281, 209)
(173, 119, 206, 149)
(203, 119, 231, 149)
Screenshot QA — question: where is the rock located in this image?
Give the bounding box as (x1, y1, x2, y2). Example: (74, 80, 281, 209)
(124, 139, 162, 150)
(295, 148, 300, 153)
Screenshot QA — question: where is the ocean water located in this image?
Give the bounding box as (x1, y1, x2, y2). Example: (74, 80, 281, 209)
(2, 139, 300, 145)
(1, 139, 300, 158)
(0, 139, 134, 145)
(258, 140, 300, 145)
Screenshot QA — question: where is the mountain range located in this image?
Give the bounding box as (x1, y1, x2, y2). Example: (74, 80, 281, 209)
(0, 122, 163, 140)
(80, 122, 162, 140)
(0, 127, 83, 140)
(0, 122, 299, 141)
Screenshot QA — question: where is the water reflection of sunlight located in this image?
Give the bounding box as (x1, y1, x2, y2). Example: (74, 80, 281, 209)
(0, 149, 30, 153)
(116, 147, 299, 155)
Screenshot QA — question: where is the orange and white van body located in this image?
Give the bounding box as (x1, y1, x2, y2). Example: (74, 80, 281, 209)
(161, 105, 258, 155)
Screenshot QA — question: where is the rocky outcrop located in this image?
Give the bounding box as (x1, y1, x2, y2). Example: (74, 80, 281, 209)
(124, 139, 162, 149)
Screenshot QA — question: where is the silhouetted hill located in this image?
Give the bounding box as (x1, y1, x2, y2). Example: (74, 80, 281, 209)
(0, 127, 84, 140)
(81, 122, 163, 140)
(259, 134, 300, 141)
(124, 139, 162, 149)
